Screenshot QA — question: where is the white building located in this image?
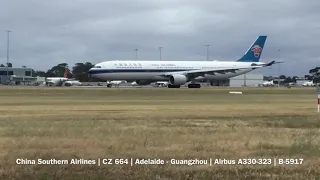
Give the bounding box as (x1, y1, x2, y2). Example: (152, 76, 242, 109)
(229, 73, 263, 87)
(0, 67, 37, 84)
(296, 78, 311, 86)
(208, 73, 263, 87)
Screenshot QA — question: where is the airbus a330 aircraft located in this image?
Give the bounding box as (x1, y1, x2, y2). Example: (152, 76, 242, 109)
(89, 36, 279, 88)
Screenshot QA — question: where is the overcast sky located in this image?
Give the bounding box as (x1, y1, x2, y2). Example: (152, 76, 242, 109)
(0, 0, 319, 76)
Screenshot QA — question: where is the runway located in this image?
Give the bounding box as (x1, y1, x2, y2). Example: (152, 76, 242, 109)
(0, 84, 308, 89)
(0, 85, 164, 89)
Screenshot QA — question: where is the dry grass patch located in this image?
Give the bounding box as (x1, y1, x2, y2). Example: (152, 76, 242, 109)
(0, 87, 319, 179)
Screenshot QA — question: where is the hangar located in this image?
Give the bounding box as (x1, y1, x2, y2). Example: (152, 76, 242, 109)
(209, 73, 263, 87)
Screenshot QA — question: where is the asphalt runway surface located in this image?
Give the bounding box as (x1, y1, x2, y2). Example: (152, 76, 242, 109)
(0, 85, 307, 89)
(0, 85, 168, 89)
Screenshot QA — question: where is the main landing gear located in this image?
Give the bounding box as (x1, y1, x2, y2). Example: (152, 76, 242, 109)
(168, 84, 180, 88)
(167, 84, 201, 88)
(188, 84, 201, 88)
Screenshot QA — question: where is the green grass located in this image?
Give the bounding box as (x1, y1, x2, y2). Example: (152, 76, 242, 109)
(0, 87, 319, 179)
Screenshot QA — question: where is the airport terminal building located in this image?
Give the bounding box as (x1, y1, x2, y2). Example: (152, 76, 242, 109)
(0, 67, 37, 85)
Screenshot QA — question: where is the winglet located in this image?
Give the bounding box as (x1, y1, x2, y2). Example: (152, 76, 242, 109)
(237, 36, 267, 62)
(265, 61, 284, 67)
(265, 61, 275, 66)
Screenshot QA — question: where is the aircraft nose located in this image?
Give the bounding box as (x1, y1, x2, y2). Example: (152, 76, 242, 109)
(88, 68, 94, 77)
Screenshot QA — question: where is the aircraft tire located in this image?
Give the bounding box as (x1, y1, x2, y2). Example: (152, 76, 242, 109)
(168, 84, 180, 88)
(188, 84, 201, 88)
(107, 84, 112, 88)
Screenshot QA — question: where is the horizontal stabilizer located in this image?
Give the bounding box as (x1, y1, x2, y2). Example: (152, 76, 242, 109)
(265, 61, 284, 67)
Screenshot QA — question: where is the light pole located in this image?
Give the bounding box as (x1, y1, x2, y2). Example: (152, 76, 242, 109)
(158, 47, 162, 60)
(277, 49, 281, 87)
(134, 48, 138, 60)
(205, 45, 210, 61)
(6, 30, 11, 80)
(205, 45, 210, 85)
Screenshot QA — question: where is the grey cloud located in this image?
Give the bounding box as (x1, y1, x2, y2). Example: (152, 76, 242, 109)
(0, 0, 319, 75)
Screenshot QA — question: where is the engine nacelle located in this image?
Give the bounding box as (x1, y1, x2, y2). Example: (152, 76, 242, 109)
(136, 80, 152, 85)
(169, 75, 188, 85)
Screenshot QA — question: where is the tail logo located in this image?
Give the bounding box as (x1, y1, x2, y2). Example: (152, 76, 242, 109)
(251, 45, 262, 57)
(64, 67, 72, 78)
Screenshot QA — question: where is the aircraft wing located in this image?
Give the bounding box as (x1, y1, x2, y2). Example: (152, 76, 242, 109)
(159, 65, 263, 79)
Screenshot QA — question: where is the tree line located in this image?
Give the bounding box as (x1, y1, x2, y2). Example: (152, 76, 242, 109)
(4, 62, 320, 83)
(263, 67, 320, 84)
(32, 62, 99, 82)
(0, 63, 13, 67)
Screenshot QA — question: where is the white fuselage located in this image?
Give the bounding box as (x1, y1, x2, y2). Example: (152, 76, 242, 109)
(131, 81, 140, 86)
(262, 80, 274, 86)
(107, 80, 124, 85)
(65, 80, 82, 86)
(154, 81, 169, 87)
(89, 60, 265, 81)
(46, 78, 81, 86)
(46, 77, 68, 81)
(46, 77, 68, 86)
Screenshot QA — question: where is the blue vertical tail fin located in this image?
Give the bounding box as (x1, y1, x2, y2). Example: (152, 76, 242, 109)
(237, 36, 267, 62)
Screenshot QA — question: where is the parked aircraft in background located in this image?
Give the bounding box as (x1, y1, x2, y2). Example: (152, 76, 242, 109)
(288, 82, 296, 86)
(154, 81, 169, 87)
(262, 80, 274, 87)
(106, 80, 125, 88)
(64, 80, 82, 86)
(45, 67, 76, 86)
(131, 81, 142, 87)
(302, 81, 315, 87)
(89, 36, 280, 88)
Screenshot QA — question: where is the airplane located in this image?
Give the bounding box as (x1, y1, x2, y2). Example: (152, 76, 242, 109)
(45, 67, 76, 86)
(302, 81, 315, 87)
(64, 80, 82, 86)
(154, 81, 169, 87)
(287, 82, 296, 87)
(261, 80, 274, 87)
(131, 81, 142, 87)
(88, 36, 280, 88)
(106, 80, 127, 88)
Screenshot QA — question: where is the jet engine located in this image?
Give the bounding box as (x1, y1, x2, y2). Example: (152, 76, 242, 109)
(169, 75, 188, 85)
(136, 80, 152, 85)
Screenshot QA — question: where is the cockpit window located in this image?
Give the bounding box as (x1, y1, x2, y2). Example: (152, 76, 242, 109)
(94, 66, 101, 68)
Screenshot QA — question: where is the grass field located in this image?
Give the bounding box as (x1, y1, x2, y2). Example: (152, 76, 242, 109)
(0, 87, 319, 179)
